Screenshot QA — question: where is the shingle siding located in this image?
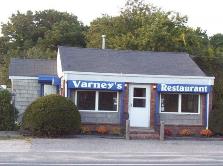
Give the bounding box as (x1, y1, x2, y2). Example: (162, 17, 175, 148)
(80, 112, 120, 124)
(159, 114, 202, 126)
(12, 79, 40, 120)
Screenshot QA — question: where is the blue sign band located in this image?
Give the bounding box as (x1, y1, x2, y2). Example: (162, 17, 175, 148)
(157, 84, 211, 93)
(67, 80, 125, 91)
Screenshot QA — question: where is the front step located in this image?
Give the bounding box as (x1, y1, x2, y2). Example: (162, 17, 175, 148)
(129, 127, 159, 140)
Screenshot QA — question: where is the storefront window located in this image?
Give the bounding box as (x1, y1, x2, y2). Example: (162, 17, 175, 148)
(181, 94, 199, 113)
(160, 94, 178, 112)
(77, 91, 96, 110)
(76, 90, 118, 112)
(98, 92, 117, 111)
(160, 93, 200, 114)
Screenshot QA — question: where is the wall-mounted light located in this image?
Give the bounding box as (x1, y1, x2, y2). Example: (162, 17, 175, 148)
(153, 85, 157, 89)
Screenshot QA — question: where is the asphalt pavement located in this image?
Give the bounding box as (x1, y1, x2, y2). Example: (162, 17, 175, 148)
(0, 137, 223, 165)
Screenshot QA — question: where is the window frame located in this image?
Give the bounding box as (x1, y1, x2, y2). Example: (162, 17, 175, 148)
(74, 90, 119, 113)
(159, 93, 201, 114)
(43, 84, 57, 96)
(40, 83, 58, 96)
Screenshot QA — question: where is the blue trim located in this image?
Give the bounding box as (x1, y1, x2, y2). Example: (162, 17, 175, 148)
(38, 75, 61, 86)
(120, 86, 125, 126)
(205, 94, 209, 129)
(40, 84, 44, 96)
(67, 83, 71, 98)
(155, 92, 160, 128)
(56, 85, 60, 94)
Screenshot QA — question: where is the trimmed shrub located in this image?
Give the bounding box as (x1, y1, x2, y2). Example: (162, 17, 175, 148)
(164, 128, 172, 137)
(80, 126, 91, 134)
(22, 94, 81, 137)
(110, 127, 122, 135)
(200, 129, 213, 137)
(178, 128, 193, 136)
(209, 105, 223, 135)
(96, 125, 108, 134)
(0, 90, 17, 130)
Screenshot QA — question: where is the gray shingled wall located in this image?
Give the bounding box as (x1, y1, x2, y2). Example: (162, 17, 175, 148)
(80, 111, 120, 124)
(159, 113, 202, 125)
(12, 79, 40, 120)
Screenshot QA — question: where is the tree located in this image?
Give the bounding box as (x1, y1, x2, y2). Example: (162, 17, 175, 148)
(0, 10, 87, 84)
(210, 33, 223, 57)
(86, 0, 212, 58)
(86, 0, 188, 52)
(1, 10, 86, 54)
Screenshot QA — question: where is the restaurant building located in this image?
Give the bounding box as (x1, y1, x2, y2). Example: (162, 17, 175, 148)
(9, 46, 214, 137)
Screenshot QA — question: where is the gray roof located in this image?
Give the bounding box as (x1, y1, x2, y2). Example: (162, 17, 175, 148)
(9, 58, 57, 77)
(59, 46, 206, 76)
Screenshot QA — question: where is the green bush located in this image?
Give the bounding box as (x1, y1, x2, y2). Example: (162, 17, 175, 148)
(209, 104, 223, 135)
(22, 94, 81, 137)
(0, 90, 17, 130)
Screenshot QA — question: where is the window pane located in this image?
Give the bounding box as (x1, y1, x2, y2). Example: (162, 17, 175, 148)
(181, 94, 199, 113)
(134, 88, 146, 97)
(77, 91, 95, 110)
(161, 94, 178, 112)
(133, 99, 145, 107)
(98, 92, 117, 111)
(44, 85, 57, 96)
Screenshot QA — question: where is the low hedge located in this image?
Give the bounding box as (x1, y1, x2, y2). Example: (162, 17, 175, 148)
(22, 94, 81, 137)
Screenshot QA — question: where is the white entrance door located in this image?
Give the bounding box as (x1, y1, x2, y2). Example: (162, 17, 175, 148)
(129, 85, 150, 127)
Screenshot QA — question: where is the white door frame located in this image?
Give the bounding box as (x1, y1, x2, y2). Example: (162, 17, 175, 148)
(129, 84, 150, 128)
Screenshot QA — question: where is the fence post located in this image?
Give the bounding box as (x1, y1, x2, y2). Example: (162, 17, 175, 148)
(126, 120, 130, 140)
(160, 121, 165, 141)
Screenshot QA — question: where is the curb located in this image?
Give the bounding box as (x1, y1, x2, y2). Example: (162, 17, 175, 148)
(166, 136, 223, 141)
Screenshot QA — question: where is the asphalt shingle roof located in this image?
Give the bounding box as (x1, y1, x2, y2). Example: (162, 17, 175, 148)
(9, 58, 57, 77)
(59, 46, 206, 76)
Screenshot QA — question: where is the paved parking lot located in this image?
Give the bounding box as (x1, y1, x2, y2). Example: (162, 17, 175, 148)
(0, 137, 223, 165)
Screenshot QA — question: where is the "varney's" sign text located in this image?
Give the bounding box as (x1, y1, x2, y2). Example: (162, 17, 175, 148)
(67, 80, 124, 91)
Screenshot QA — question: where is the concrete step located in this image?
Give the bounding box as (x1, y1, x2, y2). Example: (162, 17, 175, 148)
(129, 127, 155, 134)
(129, 133, 159, 140)
(129, 127, 159, 140)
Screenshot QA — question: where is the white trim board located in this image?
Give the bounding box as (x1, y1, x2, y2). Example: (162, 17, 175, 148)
(64, 72, 214, 85)
(57, 51, 63, 78)
(9, 76, 38, 80)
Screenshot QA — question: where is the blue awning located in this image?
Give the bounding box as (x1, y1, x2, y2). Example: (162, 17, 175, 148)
(38, 75, 61, 86)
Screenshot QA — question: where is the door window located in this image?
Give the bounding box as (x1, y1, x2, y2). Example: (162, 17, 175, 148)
(133, 88, 146, 107)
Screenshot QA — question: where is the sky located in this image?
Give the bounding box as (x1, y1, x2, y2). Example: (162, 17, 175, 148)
(0, 0, 222, 36)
